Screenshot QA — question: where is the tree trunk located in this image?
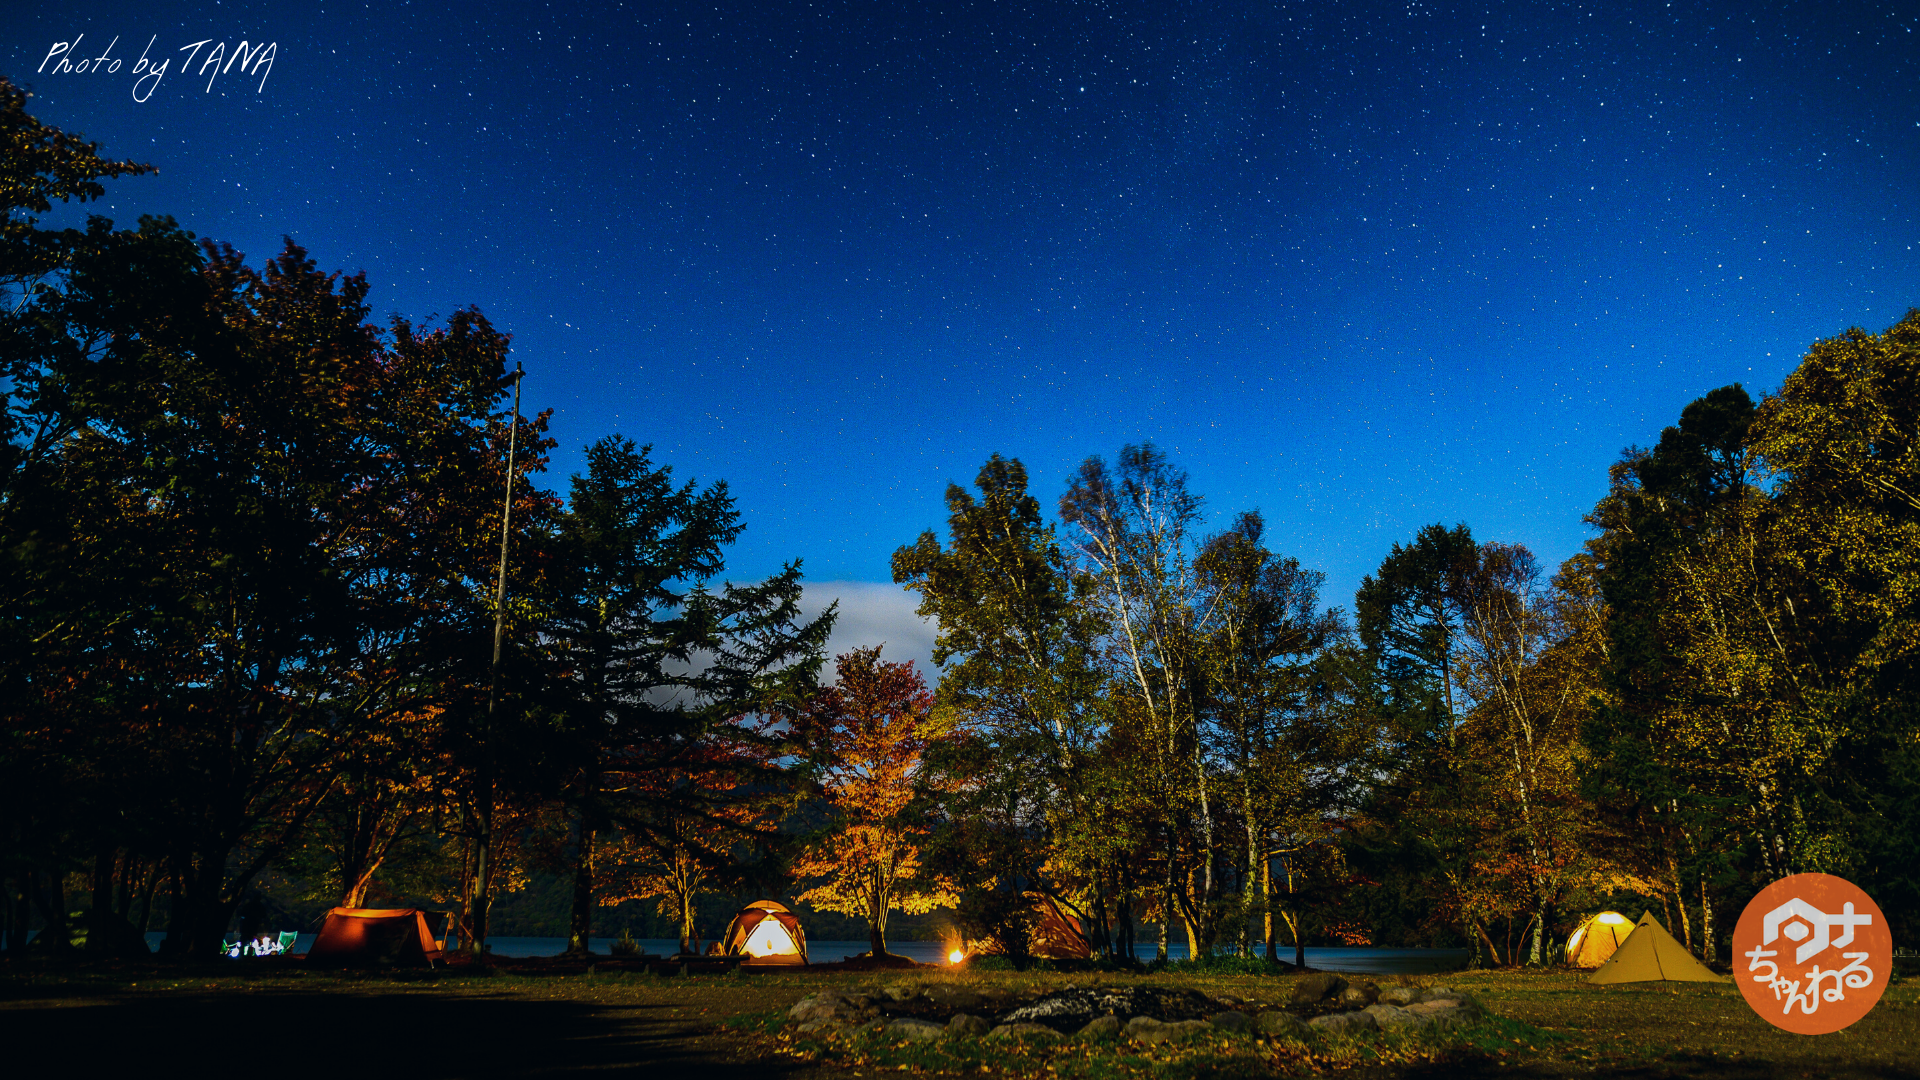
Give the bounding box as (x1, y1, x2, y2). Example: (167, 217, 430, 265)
(1158, 873, 1172, 961)
(33, 869, 72, 954)
(678, 887, 697, 956)
(1180, 865, 1201, 960)
(466, 781, 495, 958)
(1476, 921, 1505, 967)
(157, 859, 184, 956)
(1699, 877, 1714, 962)
(1530, 899, 1546, 965)
(1671, 860, 1693, 952)
(566, 817, 596, 955)
(91, 849, 112, 917)
(134, 860, 161, 936)
(1261, 852, 1277, 962)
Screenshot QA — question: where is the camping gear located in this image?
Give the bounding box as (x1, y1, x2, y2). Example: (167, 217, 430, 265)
(718, 900, 808, 965)
(968, 895, 1093, 961)
(306, 908, 444, 967)
(1588, 911, 1728, 983)
(1564, 911, 1634, 968)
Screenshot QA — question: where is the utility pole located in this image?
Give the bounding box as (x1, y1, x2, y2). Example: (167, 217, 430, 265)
(468, 361, 524, 959)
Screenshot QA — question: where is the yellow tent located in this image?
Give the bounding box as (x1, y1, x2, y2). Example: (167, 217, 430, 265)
(1589, 911, 1728, 984)
(1564, 911, 1634, 968)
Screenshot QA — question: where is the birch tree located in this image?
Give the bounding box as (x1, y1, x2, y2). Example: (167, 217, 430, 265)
(1059, 444, 1215, 956)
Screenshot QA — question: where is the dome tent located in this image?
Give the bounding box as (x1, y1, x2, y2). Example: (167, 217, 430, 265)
(1564, 910, 1634, 968)
(719, 900, 808, 965)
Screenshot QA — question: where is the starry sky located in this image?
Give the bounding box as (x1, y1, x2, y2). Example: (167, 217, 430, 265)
(12, 1, 1920, 668)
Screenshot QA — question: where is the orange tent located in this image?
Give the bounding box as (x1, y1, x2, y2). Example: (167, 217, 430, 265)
(306, 908, 443, 966)
(719, 900, 808, 965)
(971, 895, 1092, 961)
(1564, 911, 1634, 968)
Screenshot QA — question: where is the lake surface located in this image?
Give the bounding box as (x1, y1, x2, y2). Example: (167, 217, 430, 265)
(143, 932, 1466, 974)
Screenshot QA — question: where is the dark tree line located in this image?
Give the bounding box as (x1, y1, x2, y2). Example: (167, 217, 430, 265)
(0, 80, 833, 960)
(5, 78, 1916, 964)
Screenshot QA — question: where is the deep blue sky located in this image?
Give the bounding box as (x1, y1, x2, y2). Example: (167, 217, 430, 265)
(12, 1, 1920, 666)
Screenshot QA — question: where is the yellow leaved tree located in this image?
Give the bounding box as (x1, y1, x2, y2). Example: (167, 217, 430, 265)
(787, 647, 954, 958)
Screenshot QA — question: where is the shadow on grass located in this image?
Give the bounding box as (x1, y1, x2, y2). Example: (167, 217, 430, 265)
(0, 970, 810, 1079)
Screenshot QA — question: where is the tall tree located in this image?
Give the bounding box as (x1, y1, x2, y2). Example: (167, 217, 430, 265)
(892, 455, 1107, 952)
(788, 647, 954, 958)
(1059, 443, 1214, 956)
(1354, 523, 1496, 961)
(1748, 310, 1920, 937)
(1194, 511, 1341, 964)
(548, 435, 833, 954)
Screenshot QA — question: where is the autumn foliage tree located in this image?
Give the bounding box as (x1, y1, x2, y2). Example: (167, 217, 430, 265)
(788, 647, 954, 958)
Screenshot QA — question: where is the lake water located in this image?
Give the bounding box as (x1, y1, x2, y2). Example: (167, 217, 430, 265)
(141, 932, 1465, 975)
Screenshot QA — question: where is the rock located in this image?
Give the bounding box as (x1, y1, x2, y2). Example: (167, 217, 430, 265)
(1076, 1015, 1123, 1040)
(1126, 1017, 1214, 1043)
(1290, 972, 1349, 1006)
(1415, 985, 1455, 1003)
(999, 985, 1221, 1031)
(887, 1018, 947, 1041)
(1403, 999, 1479, 1030)
(795, 1019, 831, 1035)
(1307, 1010, 1379, 1036)
(1377, 986, 1419, 1007)
(947, 1013, 991, 1037)
(788, 994, 848, 1024)
(1208, 1010, 1253, 1034)
(1255, 1011, 1312, 1039)
(925, 985, 985, 1011)
(883, 984, 922, 1002)
(1337, 982, 1379, 1008)
(987, 1023, 1064, 1043)
(1363, 1003, 1421, 1031)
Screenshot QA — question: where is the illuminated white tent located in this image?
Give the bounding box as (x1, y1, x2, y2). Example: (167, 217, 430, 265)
(718, 899, 808, 965)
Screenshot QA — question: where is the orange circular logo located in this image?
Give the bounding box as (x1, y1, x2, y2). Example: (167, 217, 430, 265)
(1731, 873, 1890, 1034)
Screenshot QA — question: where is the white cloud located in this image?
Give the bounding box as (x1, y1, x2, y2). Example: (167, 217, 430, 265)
(799, 580, 939, 682)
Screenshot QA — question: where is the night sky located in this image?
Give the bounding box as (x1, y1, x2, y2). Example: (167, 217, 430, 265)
(13, 2, 1920, 669)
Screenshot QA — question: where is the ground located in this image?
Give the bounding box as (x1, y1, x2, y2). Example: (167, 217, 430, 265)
(0, 961, 1914, 1078)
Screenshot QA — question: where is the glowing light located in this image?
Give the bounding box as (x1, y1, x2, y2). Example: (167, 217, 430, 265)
(741, 918, 798, 958)
(948, 950, 965, 965)
(1596, 912, 1629, 925)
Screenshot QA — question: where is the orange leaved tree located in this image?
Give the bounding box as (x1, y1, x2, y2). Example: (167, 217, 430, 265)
(788, 647, 953, 958)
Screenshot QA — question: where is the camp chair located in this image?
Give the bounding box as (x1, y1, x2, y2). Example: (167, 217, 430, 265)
(279, 931, 299, 952)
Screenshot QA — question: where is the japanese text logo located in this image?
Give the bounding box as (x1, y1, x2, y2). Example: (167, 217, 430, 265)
(1732, 873, 1890, 1034)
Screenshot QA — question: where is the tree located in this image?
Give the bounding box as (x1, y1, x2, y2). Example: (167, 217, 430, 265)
(1194, 511, 1342, 963)
(1584, 385, 1786, 956)
(1354, 524, 1497, 959)
(1058, 443, 1213, 957)
(891, 455, 1108, 953)
(546, 435, 834, 953)
(789, 647, 954, 958)
(1748, 310, 1920, 938)
(595, 723, 786, 955)
(0, 85, 540, 952)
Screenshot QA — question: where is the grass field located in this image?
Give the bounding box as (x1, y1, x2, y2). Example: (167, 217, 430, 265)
(0, 961, 1914, 1078)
